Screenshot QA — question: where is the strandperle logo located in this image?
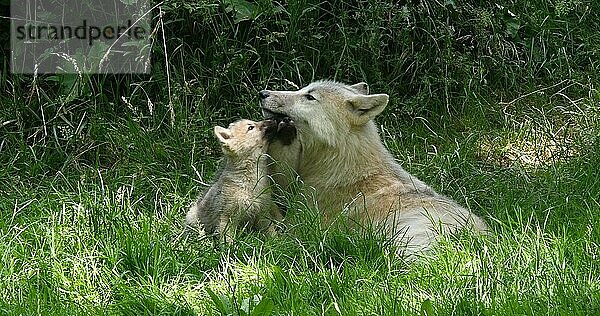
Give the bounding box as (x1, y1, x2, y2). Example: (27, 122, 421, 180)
(11, 0, 152, 74)
(14, 19, 147, 46)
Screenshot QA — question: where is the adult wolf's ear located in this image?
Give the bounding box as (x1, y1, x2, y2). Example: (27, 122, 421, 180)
(214, 126, 232, 144)
(346, 93, 389, 126)
(350, 82, 369, 95)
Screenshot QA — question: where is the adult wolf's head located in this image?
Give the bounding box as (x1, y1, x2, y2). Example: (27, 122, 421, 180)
(259, 81, 389, 147)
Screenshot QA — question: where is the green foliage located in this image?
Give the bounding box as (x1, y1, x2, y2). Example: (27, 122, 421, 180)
(205, 287, 274, 316)
(1, 0, 599, 314)
(3, 0, 600, 156)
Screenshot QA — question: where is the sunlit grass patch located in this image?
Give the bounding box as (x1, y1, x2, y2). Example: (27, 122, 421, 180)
(478, 81, 600, 169)
(478, 125, 580, 168)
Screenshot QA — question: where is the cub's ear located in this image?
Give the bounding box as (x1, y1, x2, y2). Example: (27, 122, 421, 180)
(347, 93, 389, 125)
(349, 82, 369, 95)
(214, 126, 232, 144)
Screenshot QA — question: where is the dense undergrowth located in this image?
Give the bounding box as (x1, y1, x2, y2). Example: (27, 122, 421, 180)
(1, 0, 599, 314)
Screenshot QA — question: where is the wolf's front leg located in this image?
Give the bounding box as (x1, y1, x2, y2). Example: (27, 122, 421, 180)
(255, 205, 282, 236)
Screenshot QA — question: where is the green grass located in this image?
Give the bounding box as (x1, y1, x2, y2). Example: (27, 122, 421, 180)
(1, 89, 598, 314)
(1, 0, 600, 314)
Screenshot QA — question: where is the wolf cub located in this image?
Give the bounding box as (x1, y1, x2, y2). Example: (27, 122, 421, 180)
(186, 119, 283, 242)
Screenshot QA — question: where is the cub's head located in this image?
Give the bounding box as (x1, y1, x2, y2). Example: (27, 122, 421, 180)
(259, 81, 389, 147)
(214, 119, 277, 158)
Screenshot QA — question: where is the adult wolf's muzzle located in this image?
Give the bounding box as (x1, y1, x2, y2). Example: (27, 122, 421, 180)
(259, 90, 286, 120)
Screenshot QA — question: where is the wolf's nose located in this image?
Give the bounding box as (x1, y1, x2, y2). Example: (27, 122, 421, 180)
(259, 90, 270, 99)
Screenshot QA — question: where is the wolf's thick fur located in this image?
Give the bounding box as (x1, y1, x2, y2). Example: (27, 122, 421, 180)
(260, 81, 487, 253)
(186, 119, 282, 241)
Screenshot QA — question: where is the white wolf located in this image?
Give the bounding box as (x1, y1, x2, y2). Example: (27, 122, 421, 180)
(259, 80, 487, 253)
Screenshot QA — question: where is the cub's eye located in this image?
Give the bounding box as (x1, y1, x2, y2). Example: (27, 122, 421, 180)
(304, 94, 316, 101)
(247, 125, 255, 131)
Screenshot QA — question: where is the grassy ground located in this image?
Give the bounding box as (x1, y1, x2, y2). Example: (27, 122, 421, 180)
(1, 82, 598, 315)
(1, 0, 600, 315)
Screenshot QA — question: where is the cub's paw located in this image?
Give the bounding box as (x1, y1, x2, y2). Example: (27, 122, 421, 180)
(276, 117, 297, 145)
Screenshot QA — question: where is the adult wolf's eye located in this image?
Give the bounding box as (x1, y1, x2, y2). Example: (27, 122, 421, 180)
(247, 125, 255, 131)
(305, 94, 316, 101)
